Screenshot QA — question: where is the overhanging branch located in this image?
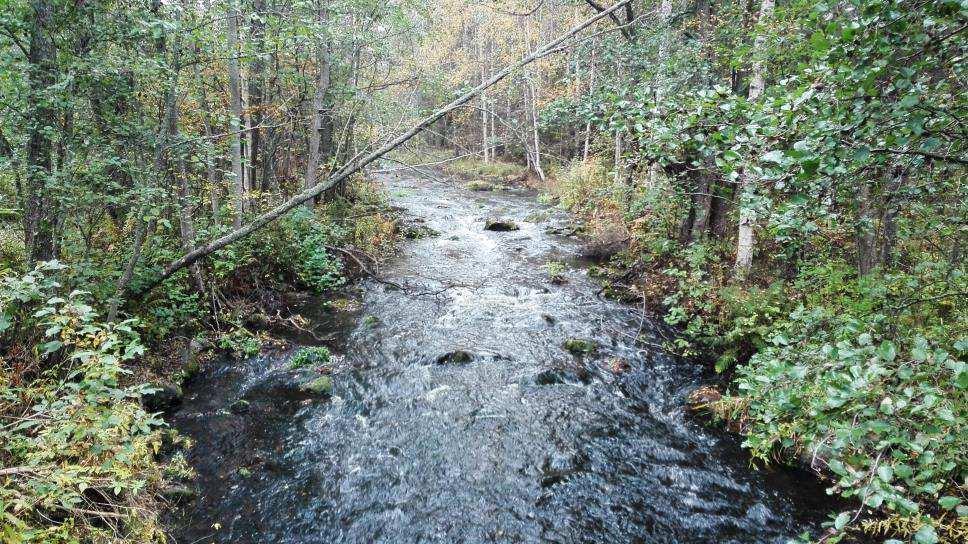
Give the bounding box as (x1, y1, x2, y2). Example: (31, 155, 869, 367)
(129, 0, 633, 299)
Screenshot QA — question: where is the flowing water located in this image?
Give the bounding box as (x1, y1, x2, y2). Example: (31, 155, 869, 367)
(169, 169, 837, 544)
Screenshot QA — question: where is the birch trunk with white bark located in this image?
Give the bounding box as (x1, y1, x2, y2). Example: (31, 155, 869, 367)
(733, 0, 774, 277)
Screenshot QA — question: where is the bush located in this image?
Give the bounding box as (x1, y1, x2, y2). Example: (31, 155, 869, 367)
(730, 308, 966, 542)
(289, 346, 331, 369)
(1, 263, 182, 543)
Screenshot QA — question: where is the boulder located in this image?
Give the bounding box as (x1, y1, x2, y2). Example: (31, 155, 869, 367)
(160, 484, 197, 505)
(299, 376, 333, 396)
(484, 218, 520, 232)
(436, 350, 474, 365)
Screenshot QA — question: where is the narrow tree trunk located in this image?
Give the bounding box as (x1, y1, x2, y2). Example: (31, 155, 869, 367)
(305, 4, 332, 206)
(246, 0, 266, 192)
(226, 3, 245, 228)
(691, 176, 713, 240)
(647, 0, 674, 187)
(856, 178, 876, 276)
(877, 167, 908, 269)
(23, 0, 58, 265)
(528, 78, 545, 181)
(733, 0, 774, 277)
(192, 52, 221, 217)
(479, 29, 490, 162)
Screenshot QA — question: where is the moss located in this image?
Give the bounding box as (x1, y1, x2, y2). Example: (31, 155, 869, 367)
(466, 180, 496, 191)
(563, 338, 598, 355)
(299, 376, 333, 396)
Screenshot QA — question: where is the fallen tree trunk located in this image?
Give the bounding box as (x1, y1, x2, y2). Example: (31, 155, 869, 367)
(130, 0, 631, 299)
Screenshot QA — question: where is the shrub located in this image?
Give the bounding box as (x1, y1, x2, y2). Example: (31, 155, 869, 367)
(1, 263, 181, 543)
(730, 309, 966, 541)
(289, 346, 331, 369)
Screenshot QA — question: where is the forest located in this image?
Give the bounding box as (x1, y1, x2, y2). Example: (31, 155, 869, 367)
(0, 0, 965, 543)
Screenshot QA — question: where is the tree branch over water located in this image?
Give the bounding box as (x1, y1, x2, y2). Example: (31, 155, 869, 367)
(129, 0, 633, 299)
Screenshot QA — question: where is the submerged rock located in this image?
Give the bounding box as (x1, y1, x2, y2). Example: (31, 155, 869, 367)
(563, 338, 598, 355)
(466, 180, 495, 191)
(229, 398, 250, 414)
(484, 218, 520, 232)
(436, 350, 474, 365)
(532, 366, 591, 386)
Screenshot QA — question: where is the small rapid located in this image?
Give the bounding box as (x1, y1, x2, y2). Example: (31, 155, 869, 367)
(169, 169, 835, 543)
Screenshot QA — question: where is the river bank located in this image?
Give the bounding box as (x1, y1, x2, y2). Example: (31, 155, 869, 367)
(166, 167, 841, 543)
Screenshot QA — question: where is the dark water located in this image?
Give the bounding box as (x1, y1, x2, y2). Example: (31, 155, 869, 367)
(169, 170, 835, 543)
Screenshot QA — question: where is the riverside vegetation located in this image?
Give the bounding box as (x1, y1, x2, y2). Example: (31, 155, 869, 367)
(1, 0, 966, 543)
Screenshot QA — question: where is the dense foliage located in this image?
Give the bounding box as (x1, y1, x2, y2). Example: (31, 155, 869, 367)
(425, 0, 966, 542)
(1, 263, 185, 543)
(1, 0, 965, 542)
(1, 0, 404, 541)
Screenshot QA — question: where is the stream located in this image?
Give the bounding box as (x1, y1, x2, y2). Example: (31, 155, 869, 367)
(169, 169, 837, 543)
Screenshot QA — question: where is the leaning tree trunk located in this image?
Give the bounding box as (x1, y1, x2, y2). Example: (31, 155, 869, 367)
(733, 0, 774, 277)
(131, 1, 634, 298)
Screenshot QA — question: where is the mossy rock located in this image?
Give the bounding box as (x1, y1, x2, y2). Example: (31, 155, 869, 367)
(563, 338, 598, 355)
(466, 181, 495, 191)
(299, 376, 333, 396)
(229, 398, 250, 414)
(160, 484, 197, 505)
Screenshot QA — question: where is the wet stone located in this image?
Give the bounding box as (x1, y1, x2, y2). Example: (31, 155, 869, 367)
(563, 337, 598, 355)
(436, 350, 474, 365)
(484, 218, 520, 231)
(142, 381, 183, 412)
(298, 375, 334, 396)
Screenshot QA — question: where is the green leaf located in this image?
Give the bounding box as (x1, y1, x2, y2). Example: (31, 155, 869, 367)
(938, 496, 961, 510)
(833, 512, 850, 530)
(876, 341, 896, 362)
(762, 150, 785, 164)
(876, 465, 893, 483)
(913, 525, 938, 544)
(40, 340, 63, 355)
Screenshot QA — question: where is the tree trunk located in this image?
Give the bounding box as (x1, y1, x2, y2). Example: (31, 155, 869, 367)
(305, 4, 332, 206)
(733, 0, 774, 277)
(877, 167, 908, 269)
(132, 1, 634, 296)
(246, 0, 266, 192)
(226, 2, 245, 228)
(856, 178, 876, 276)
(23, 0, 58, 265)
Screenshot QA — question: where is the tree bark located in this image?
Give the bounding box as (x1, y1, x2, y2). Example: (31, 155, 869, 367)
(305, 3, 332, 206)
(733, 0, 774, 277)
(246, 0, 266, 192)
(856, 178, 876, 276)
(23, 0, 58, 265)
(226, 2, 246, 228)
